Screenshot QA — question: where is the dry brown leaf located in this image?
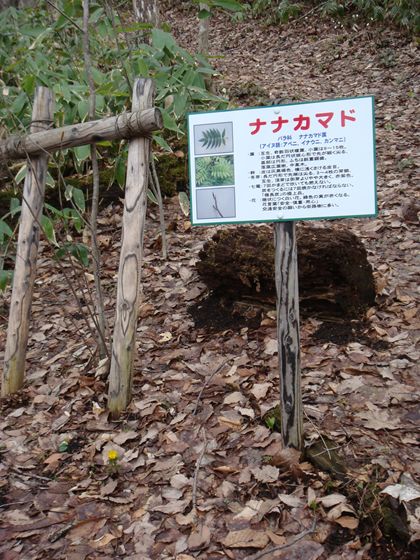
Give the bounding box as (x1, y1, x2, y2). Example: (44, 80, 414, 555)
(355, 408, 401, 430)
(151, 499, 190, 514)
(335, 516, 359, 529)
(250, 382, 272, 400)
(170, 474, 190, 489)
(278, 493, 304, 508)
(223, 528, 269, 549)
(319, 493, 347, 508)
(218, 414, 242, 428)
(264, 338, 278, 355)
(188, 524, 211, 550)
(223, 391, 245, 405)
(100, 479, 118, 497)
(266, 530, 287, 545)
(90, 532, 118, 549)
(113, 430, 138, 445)
(250, 465, 279, 483)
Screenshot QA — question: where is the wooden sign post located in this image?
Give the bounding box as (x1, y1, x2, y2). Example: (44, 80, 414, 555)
(188, 96, 376, 449)
(274, 221, 302, 449)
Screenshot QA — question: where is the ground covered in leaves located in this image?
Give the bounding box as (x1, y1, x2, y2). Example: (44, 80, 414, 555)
(0, 4, 419, 560)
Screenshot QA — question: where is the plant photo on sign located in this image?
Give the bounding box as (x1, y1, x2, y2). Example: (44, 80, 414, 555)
(196, 187, 236, 220)
(195, 155, 235, 187)
(194, 122, 233, 155)
(200, 127, 226, 149)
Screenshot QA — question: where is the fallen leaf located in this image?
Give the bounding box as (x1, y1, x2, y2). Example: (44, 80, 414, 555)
(335, 516, 359, 529)
(100, 478, 118, 497)
(250, 465, 279, 483)
(151, 499, 189, 514)
(159, 331, 173, 343)
(170, 474, 190, 489)
(381, 477, 420, 502)
(188, 524, 211, 550)
(113, 431, 138, 445)
(319, 493, 347, 508)
(223, 528, 269, 549)
(355, 408, 401, 430)
(250, 382, 272, 400)
(278, 493, 304, 508)
(90, 532, 118, 548)
(223, 391, 244, 405)
(264, 338, 278, 355)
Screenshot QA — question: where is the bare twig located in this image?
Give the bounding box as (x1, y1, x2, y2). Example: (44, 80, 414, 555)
(149, 151, 167, 259)
(11, 467, 52, 482)
(83, 0, 109, 359)
(192, 428, 208, 515)
(245, 516, 317, 560)
(288, 5, 321, 27)
(0, 500, 33, 509)
(303, 408, 335, 461)
(193, 357, 233, 415)
(45, 0, 83, 32)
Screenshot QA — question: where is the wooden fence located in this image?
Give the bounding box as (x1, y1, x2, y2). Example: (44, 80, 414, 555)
(1, 78, 162, 417)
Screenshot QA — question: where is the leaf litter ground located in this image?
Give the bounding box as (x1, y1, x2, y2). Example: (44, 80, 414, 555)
(0, 5, 419, 560)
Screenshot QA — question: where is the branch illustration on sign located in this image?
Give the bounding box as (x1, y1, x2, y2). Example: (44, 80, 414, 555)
(212, 192, 223, 218)
(199, 127, 227, 149)
(196, 187, 236, 220)
(195, 155, 234, 187)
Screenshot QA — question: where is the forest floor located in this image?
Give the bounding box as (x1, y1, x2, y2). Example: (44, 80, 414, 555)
(0, 4, 419, 560)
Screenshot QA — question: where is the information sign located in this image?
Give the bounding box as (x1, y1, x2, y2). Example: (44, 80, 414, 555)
(187, 96, 376, 226)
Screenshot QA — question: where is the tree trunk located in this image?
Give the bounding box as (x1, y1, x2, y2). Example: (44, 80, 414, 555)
(132, 0, 159, 26)
(0, 0, 36, 8)
(198, 3, 210, 55)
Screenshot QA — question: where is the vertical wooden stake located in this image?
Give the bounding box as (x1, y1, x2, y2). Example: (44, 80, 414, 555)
(2, 86, 54, 396)
(274, 221, 303, 449)
(107, 78, 153, 416)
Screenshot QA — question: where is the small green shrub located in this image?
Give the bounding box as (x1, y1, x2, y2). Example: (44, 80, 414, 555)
(248, 0, 419, 31)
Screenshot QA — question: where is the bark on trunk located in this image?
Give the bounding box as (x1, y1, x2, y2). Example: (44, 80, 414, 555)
(0, 0, 36, 8)
(132, 0, 159, 26)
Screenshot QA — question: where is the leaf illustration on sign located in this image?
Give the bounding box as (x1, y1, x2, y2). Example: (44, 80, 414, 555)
(199, 128, 226, 149)
(195, 155, 234, 187)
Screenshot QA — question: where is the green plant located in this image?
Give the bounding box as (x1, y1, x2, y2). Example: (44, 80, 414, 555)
(249, 0, 419, 31)
(0, 0, 229, 289)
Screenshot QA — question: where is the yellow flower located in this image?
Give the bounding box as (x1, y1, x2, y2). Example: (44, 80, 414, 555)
(108, 449, 119, 462)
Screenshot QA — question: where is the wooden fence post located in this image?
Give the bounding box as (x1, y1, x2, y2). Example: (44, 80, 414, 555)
(274, 221, 303, 449)
(2, 86, 54, 396)
(107, 78, 153, 416)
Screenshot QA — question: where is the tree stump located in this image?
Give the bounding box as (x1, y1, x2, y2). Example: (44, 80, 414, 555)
(196, 224, 375, 319)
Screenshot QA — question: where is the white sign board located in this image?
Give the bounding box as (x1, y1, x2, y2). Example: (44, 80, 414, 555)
(187, 96, 376, 226)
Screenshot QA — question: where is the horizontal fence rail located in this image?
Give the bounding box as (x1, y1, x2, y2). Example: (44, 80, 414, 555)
(0, 108, 162, 161)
